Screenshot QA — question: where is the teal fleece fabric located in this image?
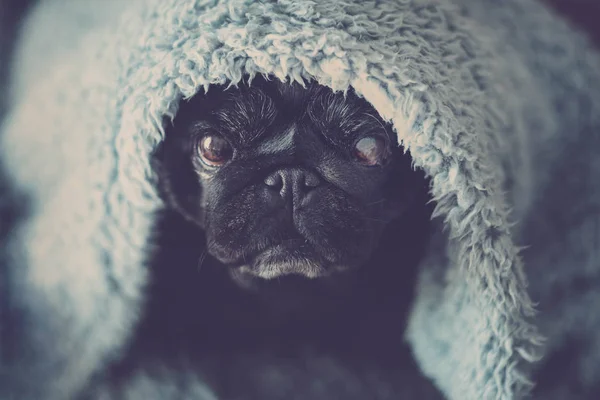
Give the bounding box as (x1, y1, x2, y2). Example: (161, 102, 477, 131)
(1, 0, 599, 399)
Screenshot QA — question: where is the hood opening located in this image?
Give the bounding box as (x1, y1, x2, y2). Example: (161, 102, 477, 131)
(151, 73, 436, 286)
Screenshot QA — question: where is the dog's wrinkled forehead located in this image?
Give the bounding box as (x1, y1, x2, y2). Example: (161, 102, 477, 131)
(193, 78, 391, 147)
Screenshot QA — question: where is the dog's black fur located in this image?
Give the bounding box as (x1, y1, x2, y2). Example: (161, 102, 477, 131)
(88, 76, 437, 397)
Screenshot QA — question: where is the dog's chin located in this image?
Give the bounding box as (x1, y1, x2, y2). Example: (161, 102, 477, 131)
(225, 242, 352, 290)
(251, 243, 329, 278)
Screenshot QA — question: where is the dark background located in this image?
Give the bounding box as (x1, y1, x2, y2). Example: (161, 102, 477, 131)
(0, 0, 32, 115)
(546, 0, 600, 46)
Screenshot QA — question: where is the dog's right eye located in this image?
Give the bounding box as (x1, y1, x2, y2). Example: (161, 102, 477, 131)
(353, 135, 390, 167)
(196, 135, 233, 167)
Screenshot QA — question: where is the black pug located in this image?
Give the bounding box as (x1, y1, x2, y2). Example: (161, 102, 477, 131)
(112, 76, 435, 395)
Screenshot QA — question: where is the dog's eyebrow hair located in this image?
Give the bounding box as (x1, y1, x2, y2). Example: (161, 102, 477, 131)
(309, 91, 384, 137)
(213, 88, 278, 144)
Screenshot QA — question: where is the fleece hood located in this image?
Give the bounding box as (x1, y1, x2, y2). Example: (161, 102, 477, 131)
(1, 0, 600, 399)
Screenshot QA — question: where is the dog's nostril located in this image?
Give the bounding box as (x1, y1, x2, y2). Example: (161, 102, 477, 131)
(264, 168, 321, 201)
(264, 169, 321, 194)
(264, 173, 283, 188)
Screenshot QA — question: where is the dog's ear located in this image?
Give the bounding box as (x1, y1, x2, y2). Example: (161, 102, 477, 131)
(379, 146, 429, 218)
(152, 137, 205, 226)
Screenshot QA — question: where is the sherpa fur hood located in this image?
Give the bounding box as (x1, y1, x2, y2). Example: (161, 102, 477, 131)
(1, 0, 600, 399)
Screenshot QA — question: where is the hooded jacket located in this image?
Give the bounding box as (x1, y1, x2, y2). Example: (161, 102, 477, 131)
(1, 0, 599, 399)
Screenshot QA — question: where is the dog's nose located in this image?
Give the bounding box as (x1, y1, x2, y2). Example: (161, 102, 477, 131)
(264, 168, 320, 203)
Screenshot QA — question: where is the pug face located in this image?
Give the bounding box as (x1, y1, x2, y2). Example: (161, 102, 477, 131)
(156, 76, 424, 286)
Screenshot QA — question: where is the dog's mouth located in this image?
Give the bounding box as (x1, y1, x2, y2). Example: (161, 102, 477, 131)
(224, 234, 348, 282)
(248, 240, 329, 279)
(210, 220, 368, 282)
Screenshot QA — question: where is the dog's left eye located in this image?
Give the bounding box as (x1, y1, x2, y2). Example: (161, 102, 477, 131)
(197, 135, 233, 167)
(353, 136, 389, 166)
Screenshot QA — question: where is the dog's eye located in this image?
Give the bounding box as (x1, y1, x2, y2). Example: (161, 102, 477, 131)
(197, 135, 233, 167)
(353, 136, 389, 166)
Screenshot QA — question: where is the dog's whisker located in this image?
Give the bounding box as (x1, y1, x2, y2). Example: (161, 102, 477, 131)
(197, 250, 208, 272)
(366, 198, 387, 207)
(281, 238, 305, 245)
(363, 216, 388, 223)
